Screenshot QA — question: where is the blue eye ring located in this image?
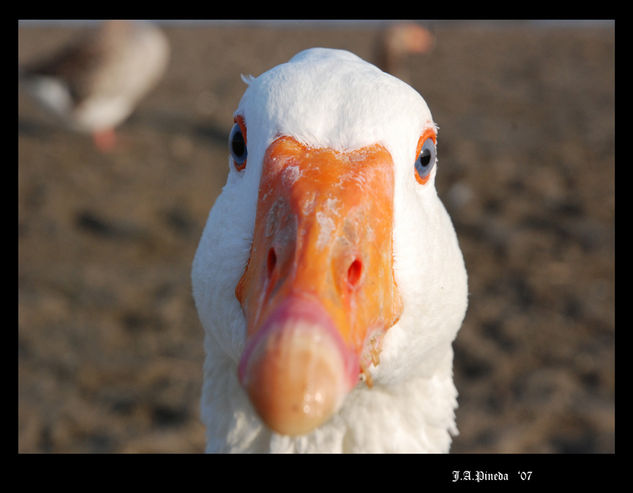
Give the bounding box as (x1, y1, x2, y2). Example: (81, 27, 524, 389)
(414, 137, 436, 184)
(229, 118, 247, 170)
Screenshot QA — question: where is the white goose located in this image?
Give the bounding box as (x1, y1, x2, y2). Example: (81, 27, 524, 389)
(192, 48, 468, 453)
(19, 20, 169, 150)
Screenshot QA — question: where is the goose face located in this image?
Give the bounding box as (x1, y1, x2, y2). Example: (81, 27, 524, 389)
(192, 48, 467, 439)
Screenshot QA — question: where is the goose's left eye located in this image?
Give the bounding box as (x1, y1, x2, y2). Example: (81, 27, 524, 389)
(229, 121, 247, 170)
(414, 137, 436, 184)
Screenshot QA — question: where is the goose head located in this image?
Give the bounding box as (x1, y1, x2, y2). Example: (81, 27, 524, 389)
(192, 48, 468, 451)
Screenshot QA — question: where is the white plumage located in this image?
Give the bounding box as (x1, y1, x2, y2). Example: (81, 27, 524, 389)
(192, 48, 468, 453)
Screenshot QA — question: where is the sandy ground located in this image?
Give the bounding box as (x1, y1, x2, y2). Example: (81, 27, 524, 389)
(18, 21, 614, 453)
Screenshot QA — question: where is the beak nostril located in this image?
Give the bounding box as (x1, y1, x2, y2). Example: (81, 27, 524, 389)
(347, 258, 363, 288)
(267, 248, 277, 278)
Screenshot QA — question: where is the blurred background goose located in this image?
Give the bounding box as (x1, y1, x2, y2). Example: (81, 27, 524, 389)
(19, 20, 169, 151)
(374, 22, 435, 80)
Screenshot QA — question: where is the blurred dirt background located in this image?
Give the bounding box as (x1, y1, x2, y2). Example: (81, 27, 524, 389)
(18, 20, 614, 453)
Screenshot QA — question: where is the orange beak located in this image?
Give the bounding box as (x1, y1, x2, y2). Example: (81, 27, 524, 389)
(236, 136, 403, 436)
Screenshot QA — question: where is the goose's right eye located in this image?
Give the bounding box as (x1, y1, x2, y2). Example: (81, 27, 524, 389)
(413, 129, 437, 185)
(414, 137, 436, 184)
(229, 119, 247, 170)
